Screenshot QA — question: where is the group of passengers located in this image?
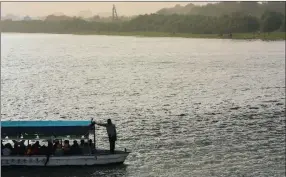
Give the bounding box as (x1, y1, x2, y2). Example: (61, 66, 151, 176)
(1, 139, 94, 156)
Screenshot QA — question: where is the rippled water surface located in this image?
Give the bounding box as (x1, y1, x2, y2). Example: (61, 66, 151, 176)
(1, 33, 285, 177)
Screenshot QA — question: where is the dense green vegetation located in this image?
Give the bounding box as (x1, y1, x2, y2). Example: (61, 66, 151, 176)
(157, 2, 285, 17)
(1, 2, 285, 40)
(261, 11, 284, 33)
(2, 12, 284, 33)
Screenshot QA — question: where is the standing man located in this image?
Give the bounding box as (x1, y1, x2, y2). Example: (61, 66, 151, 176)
(94, 119, 117, 154)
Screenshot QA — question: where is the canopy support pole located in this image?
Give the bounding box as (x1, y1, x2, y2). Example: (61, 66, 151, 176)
(90, 118, 96, 151)
(93, 126, 96, 150)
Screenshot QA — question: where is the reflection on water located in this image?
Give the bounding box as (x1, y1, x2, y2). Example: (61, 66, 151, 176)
(1, 33, 285, 177)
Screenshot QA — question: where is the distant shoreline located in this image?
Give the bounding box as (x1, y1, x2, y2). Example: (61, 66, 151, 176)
(3, 31, 285, 40)
(72, 31, 285, 40)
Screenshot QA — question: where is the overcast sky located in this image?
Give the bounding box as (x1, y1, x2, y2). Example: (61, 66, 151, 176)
(2, 2, 210, 17)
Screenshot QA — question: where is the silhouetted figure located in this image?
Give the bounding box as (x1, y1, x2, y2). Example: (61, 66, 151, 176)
(63, 140, 71, 155)
(80, 139, 85, 147)
(71, 140, 80, 155)
(31, 141, 41, 155)
(40, 145, 47, 155)
(88, 139, 95, 154)
(12, 142, 19, 155)
(18, 141, 26, 155)
(12, 140, 25, 155)
(26, 144, 32, 155)
(53, 140, 59, 153)
(94, 119, 117, 154)
(54, 144, 63, 156)
(47, 141, 53, 155)
(82, 142, 91, 155)
(45, 140, 53, 166)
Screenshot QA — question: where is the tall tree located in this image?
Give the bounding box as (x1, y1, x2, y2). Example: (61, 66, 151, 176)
(261, 11, 284, 32)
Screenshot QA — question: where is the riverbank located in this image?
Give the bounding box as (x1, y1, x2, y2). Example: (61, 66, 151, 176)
(3, 31, 285, 40)
(74, 31, 286, 40)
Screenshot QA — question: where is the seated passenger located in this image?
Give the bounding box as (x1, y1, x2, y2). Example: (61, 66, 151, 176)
(63, 140, 71, 155)
(39, 145, 47, 155)
(82, 142, 91, 155)
(47, 140, 53, 155)
(71, 140, 80, 155)
(53, 140, 59, 153)
(26, 144, 32, 155)
(12, 142, 20, 155)
(88, 139, 94, 148)
(79, 140, 85, 153)
(80, 140, 85, 148)
(31, 141, 41, 155)
(53, 140, 59, 147)
(54, 144, 63, 156)
(18, 143, 26, 155)
(88, 139, 95, 154)
(2, 144, 12, 156)
(12, 140, 26, 154)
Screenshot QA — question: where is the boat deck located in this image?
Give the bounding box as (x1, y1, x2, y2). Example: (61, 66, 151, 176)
(2, 149, 129, 157)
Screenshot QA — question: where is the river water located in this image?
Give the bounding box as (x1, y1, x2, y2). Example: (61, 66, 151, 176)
(1, 33, 285, 177)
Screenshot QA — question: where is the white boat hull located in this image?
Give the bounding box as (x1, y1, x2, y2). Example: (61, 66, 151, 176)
(1, 150, 130, 166)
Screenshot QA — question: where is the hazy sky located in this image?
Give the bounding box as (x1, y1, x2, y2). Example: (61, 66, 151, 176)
(2, 2, 209, 17)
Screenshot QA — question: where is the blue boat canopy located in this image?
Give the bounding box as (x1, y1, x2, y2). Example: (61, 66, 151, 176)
(1, 120, 94, 138)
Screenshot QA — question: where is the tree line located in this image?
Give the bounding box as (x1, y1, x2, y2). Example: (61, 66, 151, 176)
(157, 2, 285, 17)
(1, 11, 285, 34)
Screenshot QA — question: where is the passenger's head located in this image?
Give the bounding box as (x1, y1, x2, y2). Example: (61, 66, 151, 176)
(73, 140, 78, 145)
(107, 119, 112, 124)
(89, 139, 92, 144)
(80, 139, 84, 145)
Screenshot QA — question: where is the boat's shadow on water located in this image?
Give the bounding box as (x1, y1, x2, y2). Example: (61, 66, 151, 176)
(1, 164, 128, 177)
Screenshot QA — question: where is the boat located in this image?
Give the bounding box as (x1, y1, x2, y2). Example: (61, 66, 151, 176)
(1, 120, 130, 166)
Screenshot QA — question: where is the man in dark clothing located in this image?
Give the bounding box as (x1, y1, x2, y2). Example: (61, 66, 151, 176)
(12, 140, 26, 155)
(45, 140, 53, 166)
(93, 119, 117, 154)
(71, 140, 80, 155)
